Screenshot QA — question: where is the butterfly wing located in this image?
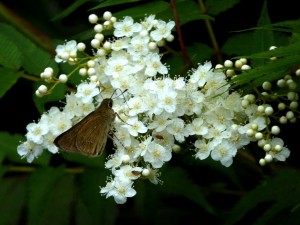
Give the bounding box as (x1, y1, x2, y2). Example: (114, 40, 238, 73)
(75, 113, 111, 157)
(54, 110, 102, 153)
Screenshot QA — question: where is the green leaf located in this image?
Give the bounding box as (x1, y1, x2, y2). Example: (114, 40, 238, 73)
(0, 23, 57, 76)
(0, 33, 23, 69)
(0, 68, 22, 99)
(91, 0, 141, 10)
(27, 167, 74, 225)
(0, 176, 27, 225)
(206, 0, 240, 16)
(225, 169, 300, 225)
(77, 168, 118, 225)
(52, 0, 90, 21)
(160, 166, 214, 214)
(0, 132, 51, 166)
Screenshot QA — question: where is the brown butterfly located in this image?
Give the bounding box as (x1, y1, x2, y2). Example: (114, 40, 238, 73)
(54, 98, 115, 157)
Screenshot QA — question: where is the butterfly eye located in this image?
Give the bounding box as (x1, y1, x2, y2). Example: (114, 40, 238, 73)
(108, 99, 113, 108)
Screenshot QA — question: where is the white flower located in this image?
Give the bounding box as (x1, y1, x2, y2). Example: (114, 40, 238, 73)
(211, 140, 237, 167)
(113, 16, 142, 37)
(127, 35, 150, 60)
(25, 122, 48, 144)
(100, 178, 136, 204)
(157, 89, 177, 113)
(48, 109, 73, 136)
(189, 61, 213, 87)
(145, 53, 168, 76)
(269, 138, 290, 161)
(185, 118, 208, 136)
(166, 118, 186, 142)
(124, 117, 148, 136)
(55, 40, 77, 63)
(143, 142, 172, 168)
(194, 139, 211, 160)
(75, 82, 100, 103)
(150, 20, 175, 42)
(111, 37, 130, 51)
(17, 141, 43, 163)
(113, 165, 142, 182)
(148, 112, 172, 132)
(127, 96, 147, 116)
(104, 51, 131, 78)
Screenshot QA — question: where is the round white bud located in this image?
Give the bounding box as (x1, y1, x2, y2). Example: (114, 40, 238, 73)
(241, 65, 251, 71)
(264, 106, 274, 115)
(58, 74, 68, 83)
(263, 144, 271, 151)
(97, 48, 106, 56)
(103, 20, 111, 27)
(264, 154, 273, 162)
(269, 46, 277, 50)
(251, 123, 258, 130)
(215, 64, 224, 69)
(278, 102, 285, 110)
(140, 30, 148, 37)
(271, 126, 280, 135)
(287, 92, 296, 101)
(172, 144, 181, 153)
(103, 41, 111, 50)
(226, 69, 235, 77)
(157, 40, 165, 47)
(103, 11, 112, 20)
(286, 111, 295, 120)
(88, 14, 98, 24)
(296, 69, 300, 77)
(87, 60, 95, 68)
(257, 105, 265, 113)
(35, 90, 44, 97)
(122, 154, 130, 164)
(240, 58, 247, 64)
(94, 33, 104, 41)
(290, 117, 297, 123)
(44, 67, 53, 78)
(91, 39, 100, 48)
(77, 42, 86, 51)
(255, 132, 263, 140)
(258, 139, 267, 147)
(110, 16, 117, 23)
(224, 60, 233, 67)
(241, 99, 250, 108)
(148, 42, 157, 50)
(262, 81, 272, 90)
(234, 60, 243, 68)
(279, 116, 288, 124)
(166, 34, 174, 42)
(38, 85, 48, 94)
(290, 101, 298, 110)
(288, 81, 297, 90)
(87, 68, 96, 76)
(94, 24, 103, 33)
(142, 169, 150, 177)
(274, 144, 282, 152)
(90, 75, 99, 83)
(79, 68, 87, 76)
(246, 129, 255, 137)
(277, 79, 286, 88)
(259, 158, 266, 166)
(246, 94, 256, 103)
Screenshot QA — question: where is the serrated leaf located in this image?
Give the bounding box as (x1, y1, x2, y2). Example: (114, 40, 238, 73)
(0, 131, 51, 166)
(0, 176, 26, 225)
(27, 167, 73, 225)
(0, 23, 57, 76)
(52, 0, 90, 21)
(160, 166, 214, 214)
(0, 33, 23, 69)
(77, 168, 117, 225)
(0, 69, 22, 99)
(91, 0, 140, 10)
(206, 0, 240, 16)
(224, 169, 300, 225)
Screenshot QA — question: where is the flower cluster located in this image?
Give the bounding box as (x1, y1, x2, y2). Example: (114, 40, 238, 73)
(17, 12, 294, 204)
